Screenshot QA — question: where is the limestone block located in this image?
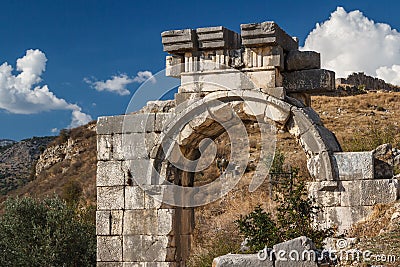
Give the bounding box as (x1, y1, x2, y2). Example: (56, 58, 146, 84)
(123, 263, 176, 267)
(144, 185, 166, 209)
(123, 159, 156, 185)
(97, 115, 124, 135)
(123, 235, 169, 262)
(97, 134, 113, 161)
(307, 182, 341, 207)
(264, 96, 292, 124)
(341, 179, 398, 206)
(287, 107, 323, 138)
(196, 26, 241, 50)
(282, 69, 335, 93)
(180, 70, 255, 92)
(155, 113, 175, 132)
(113, 133, 158, 160)
(97, 161, 124, 186)
(287, 93, 311, 107)
(285, 51, 320, 71)
(243, 46, 284, 70)
(174, 92, 203, 106)
(245, 69, 277, 90)
(213, 253, 273, 267)
(273, 236, 318, 267)
(122, 113, 156, 133)
(97, 263, 123, 267)
(243, 100, 267, 117)
(307, 151, 337, 181)
(96, 210, 123, 235)
(161, 29, 197, 53)
(312, 125, 342, 152)
(97, 236, 122, 262)
(261, 87, 285, 99)
(241, 21, 298, 51)
(324, 206, 372, 234)
(97, 186, 124, 210)
(158, 209, 175, 235)
(333, 152, 374, 180)
(123, 209, 159, 235)
(125, 186, 145, 209)
(166, 55, 184, 77)
(97, 114, 155, 135)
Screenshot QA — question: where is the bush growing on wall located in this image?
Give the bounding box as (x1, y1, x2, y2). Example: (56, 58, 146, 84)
(0, 196, 96, 267)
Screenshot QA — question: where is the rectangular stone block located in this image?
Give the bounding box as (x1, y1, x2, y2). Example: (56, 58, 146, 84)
(282, 69, 335, 93)
(180, 70, 255, 92)
(97, 161, 125, 186)
(241, 21, 298, 51)
(307, 182, 341, 207)
(196, 26, 241, 50)
(162, 29, 197, 53)
(97, 134, 113, 161)
(273, 236, 317, 267)
(166, 55, 184, 77)
(97, 114, 155, 134)
(244, 46, 284, 69)
(324, 206, 372, 234)
(123, 235, 169, 262)
(155, 113, 175, 132)
(245, 69, 278, 90)
(261, 87, 285, 99)
(123, 159, 158, 185)
(96, 210, 123, 235)
(97, 263, 123, 267)
(123, 263, 176, 267)
(125, 186, 145, 209)
(158, 209, 175, 236)
(97, 186, 124, 210)
(307, 151, 337, 181)
(285, 50, 320, 71)
(97, 236, 123, 262)
(113, 133, 158, 160)
(334, 152, 374, 180)
(124, 210, 158, 235)
(213, 253, 274, 267)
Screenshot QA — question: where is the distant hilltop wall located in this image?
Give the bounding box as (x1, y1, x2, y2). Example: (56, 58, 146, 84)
(336, 72, 400, 92)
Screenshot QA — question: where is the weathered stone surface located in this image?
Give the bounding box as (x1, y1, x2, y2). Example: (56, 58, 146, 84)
(161, 29, 197, 53)
(97, 186, 124, 210)
(96, 210, 123, 235)
(243, 46, 284, 69)
(113, 133, 158, 160)
(333, 152, 374, 180)
(97, 161, 124, 186)
(285, 51, 320, 71)
(97, 114, 155, 135)
(282, 69, 335, 93)
(273, 236, 318, 267)
(287, 93, 311, 107)
(97, 236, 122, 262)
(264, 96, 292, 124)
(123, 263, 176, 267)
(166, 55, 184, 77)
(287, 107, 323, 138)
(324, 206, 372, 234)
(261, 87, 285, 99)
(180, 70, 255, 92)
(307, 151, 337, 181)
(97, 263, 123, 267)
(213, 253, 273, 267)
(373, 144, 394, 179)
(124, 209, 158, 235)
(97, 134, 113, 161)
(241, 21, 298, 51)
(125, 186, 145, 209)
(196, 26, 241, 50)
(245, 69, 279, 90)
(155, 113, 175, 132)
(340, 179, 398, 206)
(123, 235, 169, 262)
(308, 182, 341, 207)
(123, 159, 155, 185)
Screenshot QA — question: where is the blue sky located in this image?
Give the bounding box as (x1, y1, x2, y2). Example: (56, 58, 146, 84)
(1, 0, 399, 140)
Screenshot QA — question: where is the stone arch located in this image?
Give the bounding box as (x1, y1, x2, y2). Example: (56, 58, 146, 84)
(148, 90, 342, 264)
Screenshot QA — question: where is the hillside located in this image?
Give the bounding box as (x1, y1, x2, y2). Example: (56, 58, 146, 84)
(1, 122, 97, 205)
(0, 136, 55, 195)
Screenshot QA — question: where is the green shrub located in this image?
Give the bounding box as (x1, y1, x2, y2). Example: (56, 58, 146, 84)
(235, 152, 334, 252)
(0, 196, 95, 267)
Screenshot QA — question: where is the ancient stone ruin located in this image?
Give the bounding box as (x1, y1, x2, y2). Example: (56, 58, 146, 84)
(96, 22, 399, 266)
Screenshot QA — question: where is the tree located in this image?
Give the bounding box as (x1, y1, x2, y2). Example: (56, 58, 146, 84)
(0, 196, 96, 267)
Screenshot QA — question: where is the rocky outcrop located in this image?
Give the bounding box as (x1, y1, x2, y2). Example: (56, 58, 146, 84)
(0, 136, 55, 194)
(336, 72, 400, 92)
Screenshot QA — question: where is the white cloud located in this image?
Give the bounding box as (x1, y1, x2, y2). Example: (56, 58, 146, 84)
(51, 128, 58, 133)
(70, 107, 93, 128)
(85, 71, 155, 95)
(302, 7, 400, 85)
(0, 49, 92, 127)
